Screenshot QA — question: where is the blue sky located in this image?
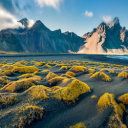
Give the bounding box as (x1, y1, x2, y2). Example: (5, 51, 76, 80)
(0, 0, 128, 36)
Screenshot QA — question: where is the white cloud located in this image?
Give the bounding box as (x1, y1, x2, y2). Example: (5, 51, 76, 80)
(28, 20, 35, 28)
(102, 16, 112, 23)
(0, 7, 24, 30)
(35, 0, 63, 10)
(84, 10, 93, 17)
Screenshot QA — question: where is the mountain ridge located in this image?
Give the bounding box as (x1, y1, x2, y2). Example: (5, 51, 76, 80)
(0, 17, 128, 54)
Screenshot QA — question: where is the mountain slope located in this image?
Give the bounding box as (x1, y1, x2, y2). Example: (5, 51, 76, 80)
(0, 18, 85, 53)
(78, 17, 128, 54)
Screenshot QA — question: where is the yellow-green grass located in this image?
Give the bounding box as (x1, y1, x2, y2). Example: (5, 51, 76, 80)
(26, 79, 91, 104)
(48, 76, 66, 86)
(5, 76, 42, 92)
(41, 70, 50, 73)
(19, 73, 35, 78)
(91, 95, 97, 99)
(11, 66, 39, 73)
(70, 66, 87, 72)
(90, 72, 111, 82)
(98, 65, 105, 68)
(118, 93, 128, 105)
(35, 61, 45, 66)
(97, 93, 126, 128)
(53, 79, 91, 104)
(43, 64, 51, 68)
(0, 95, 19, 108)
(60, 66, 68, 70)
(118, 71, 128, 78)
(28, 85, 49, 101)
(45, 72, 58, 80)
(69, 122, 86, 128)
(88, 69, 95, 74)
(65, 71, 76, 77)
(18, 106, 44, 128)
(2, 70, 14, 76)
(0, 77, 8, 86)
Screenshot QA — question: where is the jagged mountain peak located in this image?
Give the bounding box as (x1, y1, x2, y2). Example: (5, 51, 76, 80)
(18, 18, 29, 28)
(31, 20, 50, 31)
(108, 17, 121, 29)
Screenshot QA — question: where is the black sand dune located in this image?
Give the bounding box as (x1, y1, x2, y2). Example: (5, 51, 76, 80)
(0, 54, 128, 128)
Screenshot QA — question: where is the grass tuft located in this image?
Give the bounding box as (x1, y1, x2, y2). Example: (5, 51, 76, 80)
(69, 122, 86, 128)
(69, 66, 87, 72)
(18, 106, 44, 128)
(90, 72, 111, 82)
(11, 66, 39, 73)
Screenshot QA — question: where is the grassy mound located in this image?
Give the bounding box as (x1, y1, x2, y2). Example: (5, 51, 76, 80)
(28, 85, 49, 101)
(118, 71, 128, 78)
(0, 95, 19, 108)
(41, 70, 50, 73)
(3, 70, 14, 76)
(5, 76, 42, 92)
(43, 64, 51, 68)
(35, 61, 45, 66)
(19, 73, 35, 78)
(69, 122, 86, 128)
(90, 72, 111, 82)
(65, 71, 76, 77)
(45, 72, 58, 80)
(97, 93, 126, 128)
(11, 66, 39, 73)
(49, 76, 66, 86)
(0, 77, 8, 87)
(118, 93, 128, 105)
(69, 66, 87, 72)
(53, 79, 91, 104)
(88, 69, 95, 74)
(60, 66, 68, 70)
(18, 106, 44, 128)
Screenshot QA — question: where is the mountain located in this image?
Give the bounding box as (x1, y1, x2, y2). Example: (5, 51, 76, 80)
(78, 17, 128, 54)
(1, 17, 128, 54)
(0, 18, 85, 53)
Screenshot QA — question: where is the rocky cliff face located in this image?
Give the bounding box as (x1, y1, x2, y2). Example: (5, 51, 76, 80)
(0, 18, 84, 53)
(79, 17, 128, 54)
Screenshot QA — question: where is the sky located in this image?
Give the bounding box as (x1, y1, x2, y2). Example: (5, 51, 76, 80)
(0, 0, 128, 36)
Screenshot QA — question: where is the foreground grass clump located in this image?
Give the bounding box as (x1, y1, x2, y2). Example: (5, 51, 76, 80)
(118, 71, 128, 78)
(45, 72, 58, 80)
(28, 85, 49, 101)
(5, 76, 42, 92)
(70, 66, 87, 72)
(118, 93, 128, 105)
(0, 95, 19, 108)
(69, 122, 86, 128)
(90, 72, 111, 82)
(11, 66, 39, 73)
(66, 71, 76, 77)
(53, 79, 91, 104)
(18, 106, 44, 128)
(97, 93, 126, 128)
